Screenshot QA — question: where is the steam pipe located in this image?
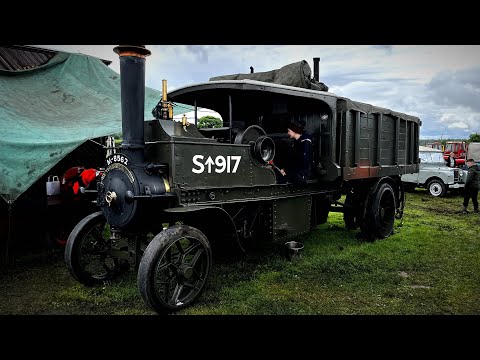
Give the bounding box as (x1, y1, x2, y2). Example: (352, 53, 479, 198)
(162, 79, 167, 101)
(313, 57, 320, 82)
(113, 45, 151, 163)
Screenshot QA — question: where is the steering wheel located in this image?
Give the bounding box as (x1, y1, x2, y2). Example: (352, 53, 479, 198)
(234, 125, 266, 145)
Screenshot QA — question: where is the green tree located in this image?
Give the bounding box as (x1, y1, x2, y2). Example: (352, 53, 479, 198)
(467, 132, 480, 143)
(198, 115, 223, 129)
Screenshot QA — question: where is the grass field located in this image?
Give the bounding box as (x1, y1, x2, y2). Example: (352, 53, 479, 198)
(1, 190, 479, 315)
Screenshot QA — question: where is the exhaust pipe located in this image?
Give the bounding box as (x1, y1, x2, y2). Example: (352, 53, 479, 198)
(113, 45, 151, 163)
(313, 57, 320, 82)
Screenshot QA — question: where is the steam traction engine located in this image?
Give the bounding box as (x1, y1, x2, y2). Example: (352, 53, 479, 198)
(65, 45, 421, 314)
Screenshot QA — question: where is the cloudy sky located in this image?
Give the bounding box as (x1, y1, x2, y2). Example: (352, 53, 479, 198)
(40, 45, 480, 140)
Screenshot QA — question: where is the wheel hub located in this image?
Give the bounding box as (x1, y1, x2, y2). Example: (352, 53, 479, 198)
(430, 183, 441, 195)
(179, 265, 194, 280)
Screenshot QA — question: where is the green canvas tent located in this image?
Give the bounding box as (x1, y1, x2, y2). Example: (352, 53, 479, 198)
(0, 50, 189, 203)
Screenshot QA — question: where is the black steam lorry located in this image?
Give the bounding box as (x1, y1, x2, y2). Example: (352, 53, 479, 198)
(65, 45, 421, 314)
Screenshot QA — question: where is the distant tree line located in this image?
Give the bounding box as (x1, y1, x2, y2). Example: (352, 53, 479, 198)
(422, 132, 480, 146)
(468, 133, 480, 143)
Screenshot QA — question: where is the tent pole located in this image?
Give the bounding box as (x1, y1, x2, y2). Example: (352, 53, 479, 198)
(3, 200, 12, 268)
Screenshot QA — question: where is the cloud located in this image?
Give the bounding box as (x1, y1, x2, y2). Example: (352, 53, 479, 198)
(185, 45, 209, 64)
(372, 45, 393, 54)
(173, 109, 222, 122)
(437, 107, 480, 133)
(448, 122, 469, 129)
(427, 67, 480, 112)
(39, 45, 480, 140)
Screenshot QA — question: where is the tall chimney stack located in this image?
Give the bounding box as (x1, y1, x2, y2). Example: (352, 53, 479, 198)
(113, 45, 151, 163)
(313, 57, 320, 82)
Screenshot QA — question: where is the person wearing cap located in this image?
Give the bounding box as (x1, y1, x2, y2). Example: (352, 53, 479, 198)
(462, 158, 480, 214)
(278, 119, 314, 184)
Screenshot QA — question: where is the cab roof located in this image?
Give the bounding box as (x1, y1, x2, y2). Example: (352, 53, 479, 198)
(168, 80, 421, 124)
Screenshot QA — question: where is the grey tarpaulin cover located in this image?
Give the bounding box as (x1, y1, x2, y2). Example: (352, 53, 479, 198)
(209, 60, 329, 92)
(0, 52, 187, 203)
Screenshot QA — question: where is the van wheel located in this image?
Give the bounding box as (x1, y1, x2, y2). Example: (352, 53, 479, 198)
(427, 179, 446, 197)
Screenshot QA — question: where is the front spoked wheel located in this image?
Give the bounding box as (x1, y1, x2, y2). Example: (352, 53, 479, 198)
(138, 225, 212, 314)
(65, 211, 127, 285)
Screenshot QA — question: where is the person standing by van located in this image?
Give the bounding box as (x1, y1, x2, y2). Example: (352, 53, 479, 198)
(448, 152, 456, 167)
(462, 159, 480, 214)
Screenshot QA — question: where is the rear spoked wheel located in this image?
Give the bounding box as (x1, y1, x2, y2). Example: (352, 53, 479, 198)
(361, 182, 396, 241)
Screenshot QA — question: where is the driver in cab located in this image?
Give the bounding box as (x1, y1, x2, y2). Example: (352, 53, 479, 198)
(278, 119, 314, 185)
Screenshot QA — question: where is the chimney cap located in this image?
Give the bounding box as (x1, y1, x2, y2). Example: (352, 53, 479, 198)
(113, 45, 151, 57)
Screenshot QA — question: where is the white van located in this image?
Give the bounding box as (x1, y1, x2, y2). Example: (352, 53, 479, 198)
(401, 146, 465, 196)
